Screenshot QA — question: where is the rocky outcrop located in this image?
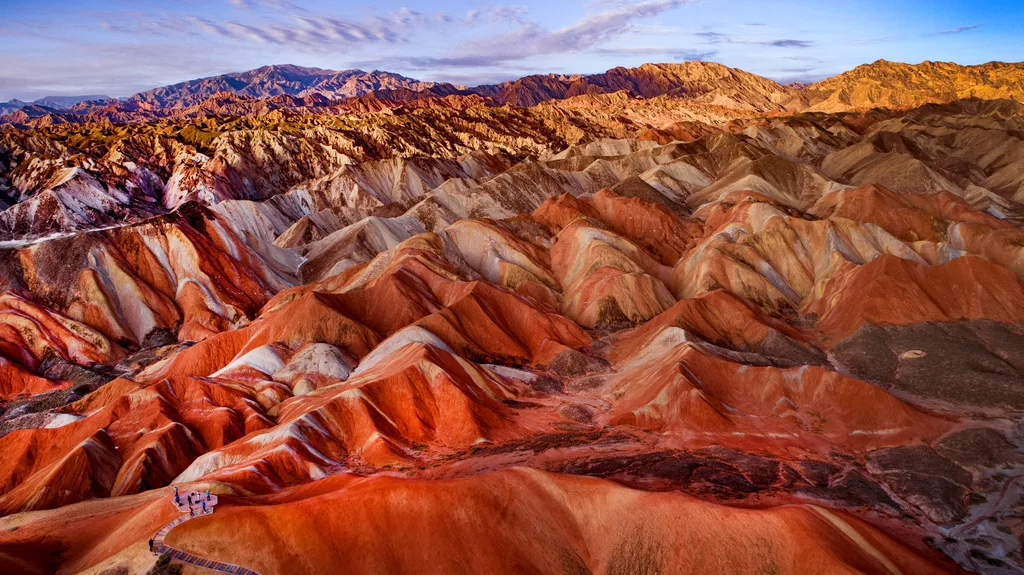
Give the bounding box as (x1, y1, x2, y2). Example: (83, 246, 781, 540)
(803, 60, 1024, 112)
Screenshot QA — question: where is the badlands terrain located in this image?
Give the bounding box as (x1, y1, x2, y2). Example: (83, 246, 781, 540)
(0, 60, 1024, 574)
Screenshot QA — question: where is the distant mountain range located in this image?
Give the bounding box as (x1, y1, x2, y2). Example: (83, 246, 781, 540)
(113, 61, 805, 111)
(0, 94, 113, 115)
(475, 61, 793, 108)
(128, 65, 438, 108)
(2, 60, 1023, 126)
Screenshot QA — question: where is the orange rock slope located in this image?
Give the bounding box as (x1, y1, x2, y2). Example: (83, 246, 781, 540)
(0, 469, 960, 575)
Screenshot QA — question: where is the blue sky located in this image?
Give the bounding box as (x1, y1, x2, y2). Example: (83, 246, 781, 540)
(0, 0, 1021, 100)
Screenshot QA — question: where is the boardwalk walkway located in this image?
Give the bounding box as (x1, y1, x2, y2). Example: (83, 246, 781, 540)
(152, 490, 262, 575)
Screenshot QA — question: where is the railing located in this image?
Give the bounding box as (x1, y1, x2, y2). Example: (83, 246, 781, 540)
(152, 491, 263, 575)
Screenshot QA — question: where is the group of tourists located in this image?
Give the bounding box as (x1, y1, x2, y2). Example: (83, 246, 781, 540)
(150, 487, 218, 554)
(171, 486, 214, 517)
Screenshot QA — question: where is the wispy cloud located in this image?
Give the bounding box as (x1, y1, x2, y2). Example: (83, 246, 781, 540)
(932, 24, 982, 35)
(179, 8, 457, 49)
(696, 30, 814, 48)
(447, 0, 699, 66)
(464, 6, 530, 25)
(166, 5, 562, 54)
(593, 46, 718, 60)
(762, 39, 814, 48)
(227, 0, 306, 11)
(624, 24, 682, 35)
(847, 23, 981, 45)
(353, 0, 699, 72)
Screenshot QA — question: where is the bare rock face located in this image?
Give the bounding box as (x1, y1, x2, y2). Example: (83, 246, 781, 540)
(544, 347, 609, 377)
(867, 445, 974, 524)
(936, 428, 1020, 469)
(3, 74, 1024, 575)
(803, 60, 1024, 112)
(832, 321, 1024, 414)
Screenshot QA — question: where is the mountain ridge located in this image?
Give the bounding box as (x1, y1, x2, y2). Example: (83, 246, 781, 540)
(128, 64, 438, 108)
(0, 94, 114, 116)
(4, 59, 1024, 128)
(802, 59, 1024, 111)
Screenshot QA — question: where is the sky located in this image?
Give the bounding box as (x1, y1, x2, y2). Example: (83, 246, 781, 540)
(0, 0, 1022, 101)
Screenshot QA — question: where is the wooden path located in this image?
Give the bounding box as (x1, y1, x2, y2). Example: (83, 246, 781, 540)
(152, 490, 262, 575)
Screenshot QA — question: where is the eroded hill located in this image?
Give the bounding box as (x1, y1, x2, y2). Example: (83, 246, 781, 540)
(0, 95, 1023, 574)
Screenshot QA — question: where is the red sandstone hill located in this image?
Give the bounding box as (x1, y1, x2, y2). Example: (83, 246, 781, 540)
(0, 469, 960, 575)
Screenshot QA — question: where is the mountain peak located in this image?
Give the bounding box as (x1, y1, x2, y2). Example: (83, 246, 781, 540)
(128, 66, 434, 108)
